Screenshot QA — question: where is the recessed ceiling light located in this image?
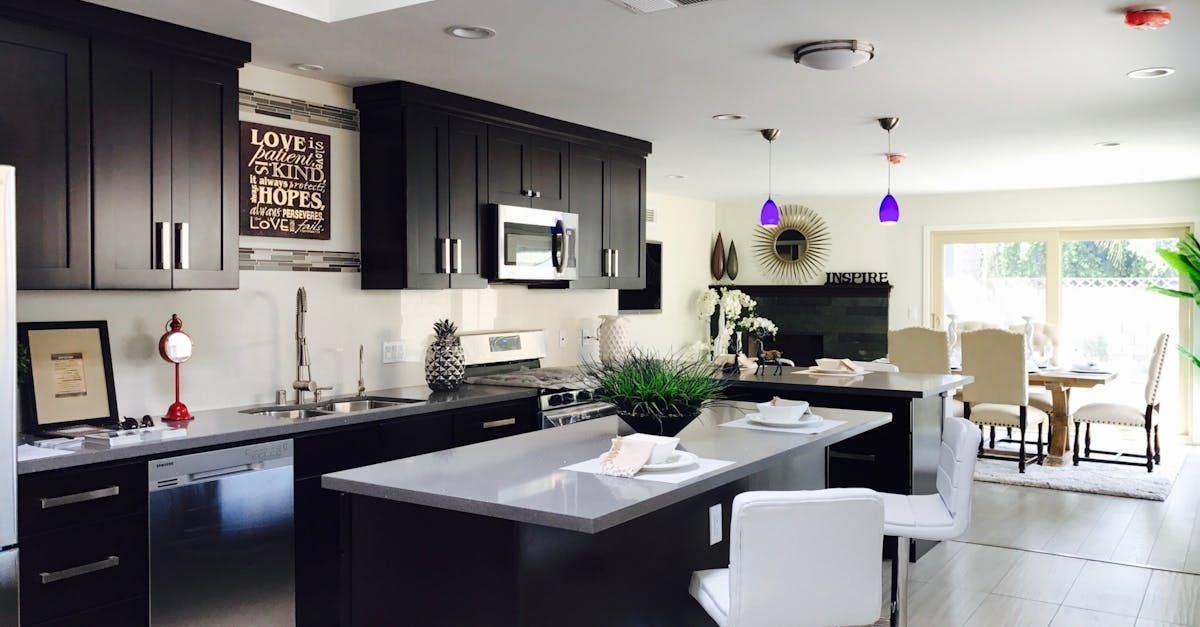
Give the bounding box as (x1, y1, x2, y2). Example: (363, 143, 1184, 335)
(445, 25, 496, 39)
(1127, 67, 1174, 79)
(666, 174, 687, 180)
(712, 113, 744, 121)
(1094, 141, 1121, 148)
(292, 63, 325, 72)
(794, 40, 875, 71)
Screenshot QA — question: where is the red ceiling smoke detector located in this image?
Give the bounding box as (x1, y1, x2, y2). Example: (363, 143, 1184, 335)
(1124, 8, 1172, 30)
(886, 153, 907, 165)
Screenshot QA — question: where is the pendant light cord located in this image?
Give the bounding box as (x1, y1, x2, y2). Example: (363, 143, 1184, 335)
(768, 139, 773, 199)
(886, 129, 892, 194)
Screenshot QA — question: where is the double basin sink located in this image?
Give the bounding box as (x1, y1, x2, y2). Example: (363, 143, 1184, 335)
(241, 396, 420, 420)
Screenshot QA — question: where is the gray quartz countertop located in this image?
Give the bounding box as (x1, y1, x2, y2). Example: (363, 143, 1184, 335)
(16, 384, 537, 474)
(322, 403, 891, 534)
(724, 370, 971, 399)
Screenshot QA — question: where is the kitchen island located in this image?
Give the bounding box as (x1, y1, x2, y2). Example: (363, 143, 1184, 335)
(324, 404, 890, 626)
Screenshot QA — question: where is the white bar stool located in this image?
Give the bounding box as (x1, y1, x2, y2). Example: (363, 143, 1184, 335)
(689, 488, 884, 627)
(881, 416, 981, 627)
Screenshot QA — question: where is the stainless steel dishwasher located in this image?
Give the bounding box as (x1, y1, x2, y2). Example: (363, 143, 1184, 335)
(149, 440, 295, 626)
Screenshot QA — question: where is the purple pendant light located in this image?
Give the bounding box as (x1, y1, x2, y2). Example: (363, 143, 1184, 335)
(877, 117, 900, 224)
(760, 129, 780, 226)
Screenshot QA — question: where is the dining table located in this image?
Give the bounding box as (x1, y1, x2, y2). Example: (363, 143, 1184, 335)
(1027, 368, 1119, 466)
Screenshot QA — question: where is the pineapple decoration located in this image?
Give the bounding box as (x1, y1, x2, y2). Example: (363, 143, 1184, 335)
(425, 319, 466, 391)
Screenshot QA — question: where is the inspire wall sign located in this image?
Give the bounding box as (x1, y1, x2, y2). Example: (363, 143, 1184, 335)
(240, 122, 331, 240)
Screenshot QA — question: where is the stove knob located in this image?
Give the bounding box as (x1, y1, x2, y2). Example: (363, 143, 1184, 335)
(547, 394, 564, 407)
(576, 390, 592, 402)
(561, 392, 576, 405)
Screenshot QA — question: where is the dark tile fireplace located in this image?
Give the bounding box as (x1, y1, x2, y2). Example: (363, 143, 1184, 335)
(713, 284, 891, 365)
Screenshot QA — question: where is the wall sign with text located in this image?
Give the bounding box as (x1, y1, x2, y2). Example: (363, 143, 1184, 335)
(825, 272, 890, 285)
(240, 122, 331, 240)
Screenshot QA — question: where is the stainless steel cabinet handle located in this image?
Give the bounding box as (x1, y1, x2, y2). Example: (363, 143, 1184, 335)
(533, 191, 542, 198)
(602, 249, 611, 277)
(451, 239, 462, 274)
(440, 238, 451, 274)
(40, 555, 120, 584)
(612, 249, 619, 279)
(40, 485, 120, 509)
(520, 189, 534, 198)
(155, 222, 170, 270)
(175, 222, 189, 270)
(481, 417, 517, 429)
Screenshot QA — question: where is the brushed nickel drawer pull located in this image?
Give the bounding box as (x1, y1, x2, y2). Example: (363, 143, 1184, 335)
(40, 485, 120, 509)
(155, 222, 170, 270)
(40, 555, 120, 584)
(175, 222, 190, 270)
(481, 417, 517, 429)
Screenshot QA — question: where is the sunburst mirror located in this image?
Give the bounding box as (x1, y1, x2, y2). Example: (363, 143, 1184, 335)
(752, 205, 831, 282)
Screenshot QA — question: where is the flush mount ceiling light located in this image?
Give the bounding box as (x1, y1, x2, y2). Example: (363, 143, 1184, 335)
(445, 25, 496, 39)
(793, 40, 875, 71)
(292, 63, 325, 72)
(1095, 141, 1122, 148)
(877, 117, 900, 225)
(1127, 67, 1174, 79)
(759, 129, 780, 227)
(712, 113, 745, 121)
(666, 174, 687, 180)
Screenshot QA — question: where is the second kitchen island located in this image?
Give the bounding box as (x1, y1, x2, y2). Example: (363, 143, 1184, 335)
(324, 404, 891, 626)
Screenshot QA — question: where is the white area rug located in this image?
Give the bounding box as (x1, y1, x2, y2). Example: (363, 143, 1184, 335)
(973, 437, 1183, 501)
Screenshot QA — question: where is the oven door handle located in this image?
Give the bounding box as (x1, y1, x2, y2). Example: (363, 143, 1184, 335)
(551, 220, 565, 274)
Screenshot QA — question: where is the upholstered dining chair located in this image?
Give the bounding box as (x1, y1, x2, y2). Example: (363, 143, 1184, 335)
(689, 489, 884, 627)
(888, 327, 951, 374)
(1072, 333, 1170, 473)
(881, 416, 982, 627)
(961, 329, 1047, 473)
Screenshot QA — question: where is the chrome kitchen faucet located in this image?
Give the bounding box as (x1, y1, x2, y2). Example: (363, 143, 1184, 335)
(293, 287, 331, 404)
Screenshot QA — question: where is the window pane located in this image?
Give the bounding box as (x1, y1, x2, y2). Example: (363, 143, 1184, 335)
(943, 241, 1047, 326)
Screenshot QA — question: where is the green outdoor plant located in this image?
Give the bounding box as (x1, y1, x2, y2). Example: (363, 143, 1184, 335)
(583, 352, 726, 420)
(1149, 232, 1200, 369)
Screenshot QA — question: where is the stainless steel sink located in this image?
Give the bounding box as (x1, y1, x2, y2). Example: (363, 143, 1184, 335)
(316, 396, 420, 413)
(242, 407, 332, 420)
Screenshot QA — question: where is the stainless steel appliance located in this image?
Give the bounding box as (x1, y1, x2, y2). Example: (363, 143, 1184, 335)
(492, 205, 579, 281)
(148, 440, 295, 626)
(1, 165, 18, 626)
(461, 330, 612, 428)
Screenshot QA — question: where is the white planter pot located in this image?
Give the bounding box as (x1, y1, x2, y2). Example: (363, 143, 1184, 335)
(597, 315, 630, 366)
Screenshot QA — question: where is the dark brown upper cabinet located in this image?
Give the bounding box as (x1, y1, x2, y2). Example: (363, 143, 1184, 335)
(568, 145, 646, 290)
(359, 105, 487, 289)
(0, 18, 92, 290)
(487, 127, 568, 212)
(0, 1, 249, 290)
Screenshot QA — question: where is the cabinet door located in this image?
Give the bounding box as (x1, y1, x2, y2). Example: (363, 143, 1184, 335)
(0, 19, 91, 289)
(529, 135, 568, 211)
(294, 477, 346, 627)
(608, 152, 646, 289)
(169, 58, 239, 289)
(451, 400, 537, 447)
(568, 144, 610, 288)
(378, 412, 454, 460)
(486, 125, 531, 207)
(403, 106, 451, 288)
(446, 116, 488, 288)
(92, 41, 173, 289)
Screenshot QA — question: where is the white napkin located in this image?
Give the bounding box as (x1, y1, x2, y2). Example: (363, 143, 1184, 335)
(599, 436, 655, 478)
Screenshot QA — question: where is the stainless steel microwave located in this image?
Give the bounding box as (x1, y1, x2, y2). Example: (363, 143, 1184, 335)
(492, 205, 579, 281)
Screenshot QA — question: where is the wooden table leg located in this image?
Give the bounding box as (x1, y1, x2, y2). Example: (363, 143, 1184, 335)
(1045, 383, 1070, 467)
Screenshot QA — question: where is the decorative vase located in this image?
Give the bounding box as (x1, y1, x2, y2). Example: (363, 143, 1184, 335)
(726, 241, 739, 280)
(710, 233, 726, 280)
(619, 411, 701, 437)
(598, 314, 630, 366)
(946, 313, 959, 364)
(1021, 315, 1035, 363)
(425, 319, 465, 391)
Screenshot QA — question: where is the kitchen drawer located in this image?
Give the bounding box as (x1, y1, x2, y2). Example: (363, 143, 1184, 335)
(451, 400, 537, 446)
(294, 423, 385, 480)
(378, 411, 453, 461)
(20, 515, 148, 625)
(18, 461, 145, 537)
(32, 596, 148, 627)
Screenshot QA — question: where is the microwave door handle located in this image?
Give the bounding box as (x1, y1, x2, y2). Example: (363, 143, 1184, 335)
(551, 221, 565, 273)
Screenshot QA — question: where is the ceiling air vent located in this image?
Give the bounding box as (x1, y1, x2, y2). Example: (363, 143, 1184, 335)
(607, 0, 718, 14)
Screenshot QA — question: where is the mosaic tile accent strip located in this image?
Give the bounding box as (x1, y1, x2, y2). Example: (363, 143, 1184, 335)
(239, 247, 361, 272)
(239, 88, 359, 131)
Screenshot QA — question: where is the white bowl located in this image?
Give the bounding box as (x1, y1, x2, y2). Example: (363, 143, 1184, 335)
(755, 399, 810, 421)
(623, 433, 680, 464)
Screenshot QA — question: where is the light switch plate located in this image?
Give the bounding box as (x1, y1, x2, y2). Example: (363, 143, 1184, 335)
(708, 504, 722, 545)
(382, 341, 404, 364)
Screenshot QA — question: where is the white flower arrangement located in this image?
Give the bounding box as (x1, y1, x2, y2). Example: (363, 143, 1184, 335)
(694, 288, 719, 321)
(737, 316, 778, 339)
(693, 287, 769, 359)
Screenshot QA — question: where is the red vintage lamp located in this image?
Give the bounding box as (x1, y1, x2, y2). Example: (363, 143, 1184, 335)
(159, 314, 194, 421)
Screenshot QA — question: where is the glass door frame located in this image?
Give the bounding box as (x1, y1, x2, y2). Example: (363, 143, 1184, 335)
(927, 222, 1196, 439)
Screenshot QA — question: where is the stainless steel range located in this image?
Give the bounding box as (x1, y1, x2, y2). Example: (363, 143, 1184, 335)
(461, 330, 613, 428)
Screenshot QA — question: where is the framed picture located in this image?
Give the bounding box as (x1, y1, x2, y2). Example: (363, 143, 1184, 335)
(17, 320, 119, 433)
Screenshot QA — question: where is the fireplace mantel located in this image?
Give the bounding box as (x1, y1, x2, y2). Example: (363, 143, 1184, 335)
(708, 284, 893, 297)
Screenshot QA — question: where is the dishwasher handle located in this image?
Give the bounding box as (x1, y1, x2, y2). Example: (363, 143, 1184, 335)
(189, 462, 264, 482)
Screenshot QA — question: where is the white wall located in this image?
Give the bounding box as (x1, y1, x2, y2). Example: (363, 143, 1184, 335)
(622, 192, 716, 355)
(15, 65, 618, 416)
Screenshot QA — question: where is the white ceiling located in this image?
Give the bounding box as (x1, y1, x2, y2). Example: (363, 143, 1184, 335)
(90, 0, 1200, 201)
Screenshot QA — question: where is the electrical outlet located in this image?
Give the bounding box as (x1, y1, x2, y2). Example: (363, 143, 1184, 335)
(708, 504, 722, 545)
(382, 341, 404, 364)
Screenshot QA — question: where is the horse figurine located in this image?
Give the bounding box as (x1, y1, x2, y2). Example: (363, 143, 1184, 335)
(755, 349, 786, 376)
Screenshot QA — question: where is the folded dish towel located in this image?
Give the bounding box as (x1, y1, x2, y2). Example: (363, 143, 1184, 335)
(599, 436, 655, 477)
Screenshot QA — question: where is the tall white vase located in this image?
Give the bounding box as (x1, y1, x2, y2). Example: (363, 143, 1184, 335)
(598, 315, 630, 366)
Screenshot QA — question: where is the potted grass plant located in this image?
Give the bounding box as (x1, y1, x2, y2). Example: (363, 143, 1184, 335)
(583, 351, 726, 436)
(1150, 232, 1200, 371)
